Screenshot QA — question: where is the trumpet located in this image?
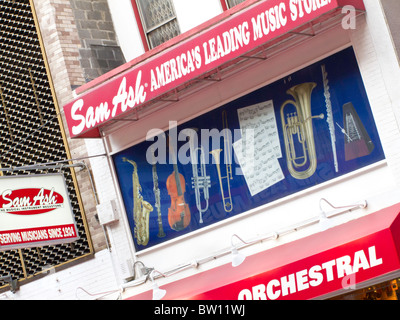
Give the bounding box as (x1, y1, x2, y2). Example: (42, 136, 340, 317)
(210, 110, 233, 213)
(191, 147, 211, 223)
(187, 129, 210, 224)
(280, 82, 324, 180)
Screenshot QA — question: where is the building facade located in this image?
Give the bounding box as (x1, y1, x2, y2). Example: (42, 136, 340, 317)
(1, 0, 400, 300)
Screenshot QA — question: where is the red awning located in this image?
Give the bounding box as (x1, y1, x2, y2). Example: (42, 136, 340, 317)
(124, 203, 400, 300)
(63, 0, 366, 139)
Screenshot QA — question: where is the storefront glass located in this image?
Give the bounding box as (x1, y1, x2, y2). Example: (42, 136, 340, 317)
(331, 279, 399, 300)
(113, 47, 385, 251)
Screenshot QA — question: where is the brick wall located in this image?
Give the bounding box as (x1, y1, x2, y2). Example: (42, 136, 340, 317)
(33, 0, 108, 253)
(69, 0, 126, 82)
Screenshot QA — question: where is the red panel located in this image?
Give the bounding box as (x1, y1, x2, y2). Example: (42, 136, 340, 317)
(64, 0, 358, 138)
(125, 203, 400, 300)
(219, 0, 228, 11)
(338, 0, 365, 10)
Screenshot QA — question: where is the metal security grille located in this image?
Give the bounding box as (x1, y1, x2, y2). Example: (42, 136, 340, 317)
(0, 0, 92, 289)
(136, 0, 180, 49)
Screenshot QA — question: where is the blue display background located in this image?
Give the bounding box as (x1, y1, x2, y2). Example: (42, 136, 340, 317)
(113, 47, 385, 251)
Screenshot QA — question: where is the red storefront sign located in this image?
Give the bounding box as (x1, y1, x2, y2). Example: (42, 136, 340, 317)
(0, 175, 79, 250)
(0, 188, 64, 215)
(64, 0, 366, 139)
(193, 242, 389, 300)
(0, 225, 78, 248)
(125, 203, 400, 300)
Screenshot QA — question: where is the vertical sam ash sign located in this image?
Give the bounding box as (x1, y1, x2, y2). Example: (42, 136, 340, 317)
(0, 174, 79, 250)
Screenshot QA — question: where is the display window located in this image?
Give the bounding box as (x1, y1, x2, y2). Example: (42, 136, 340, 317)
(112, 47, 385, 251)
(330, 278, 400, 300)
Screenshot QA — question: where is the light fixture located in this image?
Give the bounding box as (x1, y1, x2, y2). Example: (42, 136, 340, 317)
(231, 247, 246, 267)
(318, 210, 332, 231)
(318, 198, 367, 231)
(230, 232, 279, 267)
(319, 198, 367, 212)
(122, 199, 367, 293)
(152, 282, 167, 300)
(230, 234, 248, 267)
(150, 270, 166, 300)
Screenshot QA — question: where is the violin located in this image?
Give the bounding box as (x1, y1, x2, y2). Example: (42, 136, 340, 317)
(166, 137, 191, 231)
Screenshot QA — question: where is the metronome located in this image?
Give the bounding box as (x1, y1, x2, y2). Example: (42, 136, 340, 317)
(342, 102, 374, 161)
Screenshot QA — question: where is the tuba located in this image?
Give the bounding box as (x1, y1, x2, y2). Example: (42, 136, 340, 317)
(280, 82, 324, 180)
(123, 158, 153, 246)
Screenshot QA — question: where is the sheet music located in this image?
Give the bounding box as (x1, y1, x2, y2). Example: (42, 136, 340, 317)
(234, 100, 284, 196)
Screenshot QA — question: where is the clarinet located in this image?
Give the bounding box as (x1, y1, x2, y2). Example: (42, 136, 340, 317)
(153, 163, 166, 238)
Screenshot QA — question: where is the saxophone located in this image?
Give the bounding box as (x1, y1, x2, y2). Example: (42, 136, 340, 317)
(123, 158, 153, 246)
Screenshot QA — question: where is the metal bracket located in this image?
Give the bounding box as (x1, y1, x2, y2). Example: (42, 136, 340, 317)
(0, 275, 19, 293)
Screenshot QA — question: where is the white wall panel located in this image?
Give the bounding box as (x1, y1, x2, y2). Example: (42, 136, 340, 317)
(108, 0, 145, 62)
(174, 0, 223, 33)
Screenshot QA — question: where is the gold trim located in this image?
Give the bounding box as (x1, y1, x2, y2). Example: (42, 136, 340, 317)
(18, 250, 28, 279)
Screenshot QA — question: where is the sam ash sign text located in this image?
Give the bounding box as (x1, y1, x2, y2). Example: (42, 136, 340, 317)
(64, 0, 347, 138)
(0, 174, 79, 250)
